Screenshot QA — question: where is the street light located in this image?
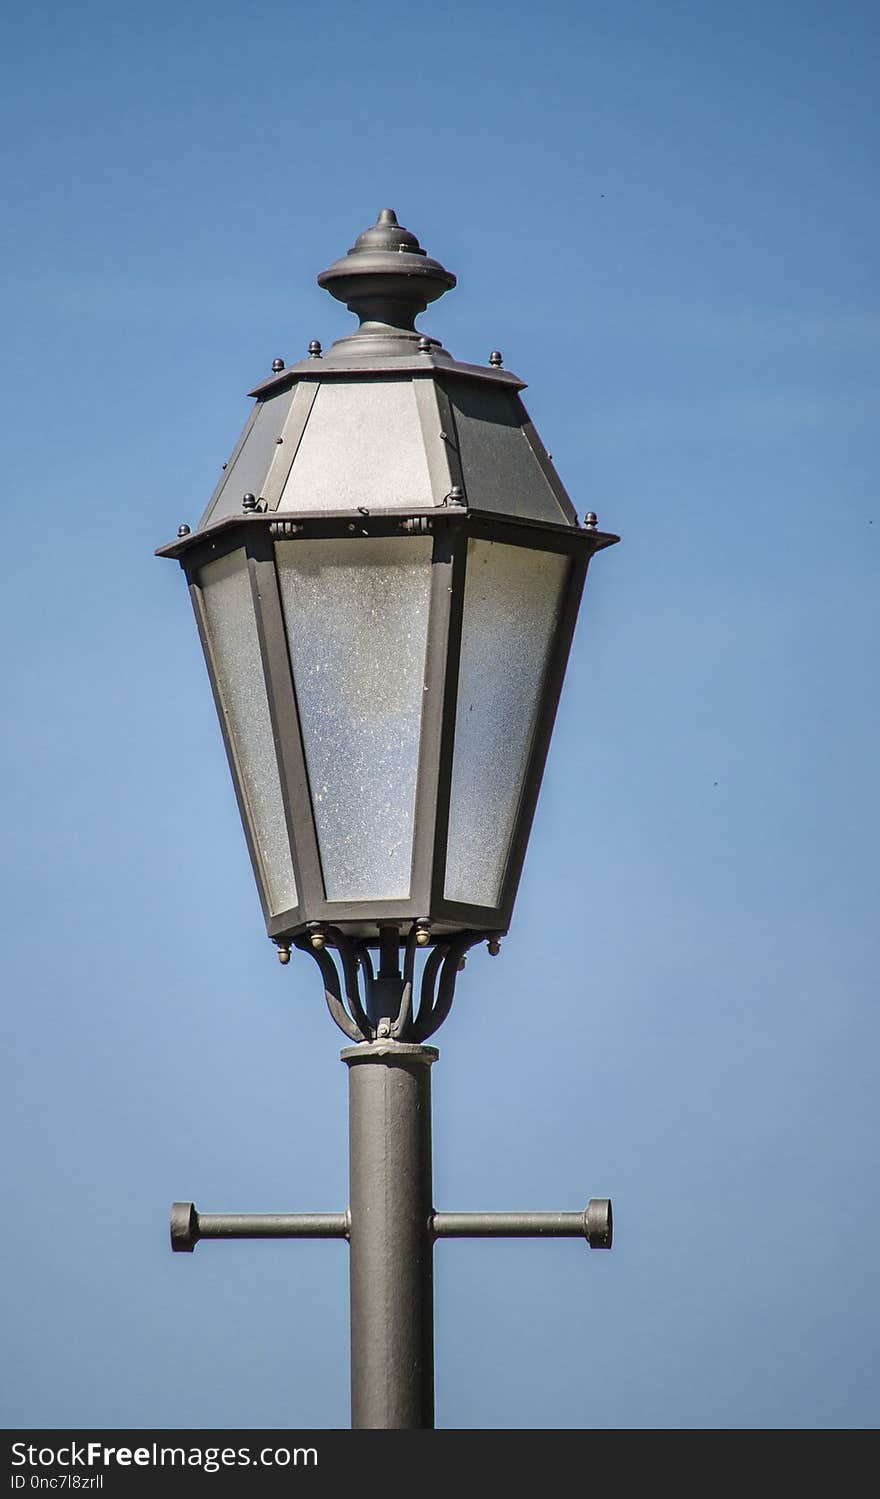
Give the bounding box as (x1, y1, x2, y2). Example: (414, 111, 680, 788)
(160, 208, 618, 1429)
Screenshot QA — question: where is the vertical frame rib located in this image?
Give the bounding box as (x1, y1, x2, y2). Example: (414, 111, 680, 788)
(247, 530, 325, 912)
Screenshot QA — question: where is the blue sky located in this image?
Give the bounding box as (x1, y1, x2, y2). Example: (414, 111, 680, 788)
(1, 0, 878, 1429)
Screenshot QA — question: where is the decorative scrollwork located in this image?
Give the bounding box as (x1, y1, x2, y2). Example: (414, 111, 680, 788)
(292, 925, 489, 1043)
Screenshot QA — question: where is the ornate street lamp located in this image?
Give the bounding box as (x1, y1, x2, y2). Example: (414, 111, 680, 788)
(162, 209, 618, 1429)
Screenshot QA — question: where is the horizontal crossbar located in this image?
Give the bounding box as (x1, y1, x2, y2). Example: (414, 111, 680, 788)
(433, 1206, 612, 1245)
(170, 1203, 349, 1250)
(171, 1199, 612, 1252)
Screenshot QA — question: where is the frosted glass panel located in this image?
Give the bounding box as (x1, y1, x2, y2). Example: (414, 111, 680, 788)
(198, 549, 297, 916)
(275, 537, 432, 900)
(445, 540, 569, 907)
(278, 379, 433, 512)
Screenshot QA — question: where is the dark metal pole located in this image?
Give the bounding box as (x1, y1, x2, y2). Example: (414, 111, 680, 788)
(343, 1039, 437, 1430)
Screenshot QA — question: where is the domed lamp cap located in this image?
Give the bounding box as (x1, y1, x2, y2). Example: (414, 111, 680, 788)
(317, 208, 456, 353)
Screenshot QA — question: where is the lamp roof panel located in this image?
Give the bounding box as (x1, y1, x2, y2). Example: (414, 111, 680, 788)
(199, 385, 296, 530)
(276, 377, 436, 514)
(444, 381, 577, 526)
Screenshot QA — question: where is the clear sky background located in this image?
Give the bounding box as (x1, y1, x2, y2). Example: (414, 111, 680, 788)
(1, 0, 877, 1431)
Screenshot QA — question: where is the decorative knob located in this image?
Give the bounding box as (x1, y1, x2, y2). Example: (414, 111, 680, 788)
(317, 210, 456, 342)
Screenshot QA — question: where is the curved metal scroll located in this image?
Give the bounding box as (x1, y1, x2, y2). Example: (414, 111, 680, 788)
(411, 933, 487, 1042)
(324, 926, 373, 1038)
(293, 925, 488, 1044)
(293, 938, 363, 1043)
(390, 923, 419, 1039)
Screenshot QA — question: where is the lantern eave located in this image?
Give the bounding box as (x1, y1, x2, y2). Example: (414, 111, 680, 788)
(156, 510, 619, 566)
(247, 356, 527, 399)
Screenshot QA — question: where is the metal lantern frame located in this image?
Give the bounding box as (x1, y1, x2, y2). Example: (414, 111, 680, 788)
(159, 485, 616, 950)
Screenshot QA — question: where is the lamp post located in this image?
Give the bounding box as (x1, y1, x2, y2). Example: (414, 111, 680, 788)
(159, 208, 619, 1430)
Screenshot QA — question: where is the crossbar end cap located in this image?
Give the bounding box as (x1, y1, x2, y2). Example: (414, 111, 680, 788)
(170, 1201, 199, 1253)
(585, 1198, 613, 1249)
